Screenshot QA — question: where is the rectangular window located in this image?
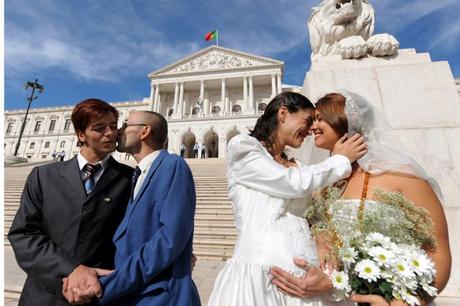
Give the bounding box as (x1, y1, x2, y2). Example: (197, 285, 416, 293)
(44, 141, 50, 148)
(49, 119, 56, 132)
(6, 123, 13, 134)
(60, 141, 65, 148)
(34, 121, 42, 133)
(64, 119, 71, 131)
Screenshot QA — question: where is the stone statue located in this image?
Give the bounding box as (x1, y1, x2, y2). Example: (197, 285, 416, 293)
(308, 0, 399, 61)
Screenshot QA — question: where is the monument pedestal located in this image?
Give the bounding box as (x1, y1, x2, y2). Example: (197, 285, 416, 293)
(302, 49, 460, 299)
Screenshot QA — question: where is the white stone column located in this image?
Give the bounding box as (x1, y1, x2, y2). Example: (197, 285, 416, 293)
(221, 79, 226, 115)
(277, 73, 282, 94)
(243, 77, 248, 110)
(200, 80, 205, 116)
(154, 84, 160, 112)
(249, 76, 254, 112)
(204, 98, 209, 116)
(271, 74, 276, 98)
(156, 92, 161, 113)
(173, 83, 179, 115)
(178, 82, 184, 117)
(149, 82, 155, 111)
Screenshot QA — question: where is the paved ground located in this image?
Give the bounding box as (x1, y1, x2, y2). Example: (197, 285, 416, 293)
(4, 246, 225, 306)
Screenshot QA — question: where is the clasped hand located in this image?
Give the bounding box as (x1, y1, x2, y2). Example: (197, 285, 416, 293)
(62, 264, 113, 305)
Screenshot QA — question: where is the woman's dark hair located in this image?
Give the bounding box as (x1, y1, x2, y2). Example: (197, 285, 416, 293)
(250, 92, 314, 150)
(315, 93, 348, 136)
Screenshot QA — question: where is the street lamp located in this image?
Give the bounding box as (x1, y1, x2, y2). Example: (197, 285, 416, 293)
(13, 79, 45, 157)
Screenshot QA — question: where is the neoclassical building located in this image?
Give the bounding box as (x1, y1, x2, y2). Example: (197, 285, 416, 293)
(4, 46, 300, 161)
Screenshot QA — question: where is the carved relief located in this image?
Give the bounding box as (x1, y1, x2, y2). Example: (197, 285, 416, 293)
(168, 51, 262, 74)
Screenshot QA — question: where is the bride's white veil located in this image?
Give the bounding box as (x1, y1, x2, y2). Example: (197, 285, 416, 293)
(311, 90, 443, 202)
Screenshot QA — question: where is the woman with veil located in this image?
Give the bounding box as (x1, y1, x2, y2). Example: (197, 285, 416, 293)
(271, 91, 451, 306)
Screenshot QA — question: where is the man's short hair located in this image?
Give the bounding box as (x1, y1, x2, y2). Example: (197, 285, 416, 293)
(145, 111, 168, 147)
(71, 99, 119, 132)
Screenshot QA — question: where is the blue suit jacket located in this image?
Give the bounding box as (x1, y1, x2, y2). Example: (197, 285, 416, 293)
(99, 150, 201, 306)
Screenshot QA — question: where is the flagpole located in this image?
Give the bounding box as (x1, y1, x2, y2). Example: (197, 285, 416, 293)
(216, 30, 219, 46)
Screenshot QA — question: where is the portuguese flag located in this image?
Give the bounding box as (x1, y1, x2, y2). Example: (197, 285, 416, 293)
(205, 30, 218, 42)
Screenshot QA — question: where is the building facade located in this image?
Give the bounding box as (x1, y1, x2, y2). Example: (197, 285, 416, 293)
(4, 46, 300, 161)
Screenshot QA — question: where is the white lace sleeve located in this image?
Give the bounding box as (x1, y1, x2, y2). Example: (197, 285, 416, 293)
(227, 134, 352, 199)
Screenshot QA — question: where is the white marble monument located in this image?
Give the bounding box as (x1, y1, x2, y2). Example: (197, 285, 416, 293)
(302, 0, 460, 302)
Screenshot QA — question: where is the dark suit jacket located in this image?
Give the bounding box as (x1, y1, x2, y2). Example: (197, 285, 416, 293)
(99, 150, 201, 306)
(8, 156, 133, 306)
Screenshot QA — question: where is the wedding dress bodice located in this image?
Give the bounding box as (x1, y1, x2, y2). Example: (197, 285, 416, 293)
(329, 198, 406, 245)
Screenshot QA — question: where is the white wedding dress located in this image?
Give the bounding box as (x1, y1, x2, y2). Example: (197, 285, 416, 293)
(208, 134, 352, 306)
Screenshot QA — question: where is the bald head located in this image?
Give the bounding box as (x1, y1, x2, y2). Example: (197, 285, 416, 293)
(135, 111, 168, 147)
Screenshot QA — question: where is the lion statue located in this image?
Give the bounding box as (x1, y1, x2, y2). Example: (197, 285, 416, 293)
(308, 0, 399, 61)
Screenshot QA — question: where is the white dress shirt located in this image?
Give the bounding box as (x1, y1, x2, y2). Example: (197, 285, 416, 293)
(133, 150, 161, 200)
(77, 153, 110, 184)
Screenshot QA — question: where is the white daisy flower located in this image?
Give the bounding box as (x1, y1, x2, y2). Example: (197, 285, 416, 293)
(331, 271, 351, 292)
(410, 252, 436, 276)
(355, 259, 381, 282)
(420, 281, 438, 297)
(393, 260, 416, 280)
(339, 247, 358, 265)
(368, 246, 395, 267)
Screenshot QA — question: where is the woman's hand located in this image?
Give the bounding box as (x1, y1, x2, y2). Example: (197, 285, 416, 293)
(315, 233, 339, 271)
(270, 258, 332, 298)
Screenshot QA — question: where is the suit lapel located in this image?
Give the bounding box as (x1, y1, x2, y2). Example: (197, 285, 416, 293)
(114, 150, 168, 242)
(60, 157, 87, 203)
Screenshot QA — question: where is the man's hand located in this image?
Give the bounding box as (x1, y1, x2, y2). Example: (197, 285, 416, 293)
(352, 294, 413, 306)
(270, 258, 332, 298)
(191, 253, 197, 271)
(332, 133, 367, 163)
(62, 265, 108, 305)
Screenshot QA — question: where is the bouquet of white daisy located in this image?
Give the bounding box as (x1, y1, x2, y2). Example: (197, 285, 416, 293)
(305, 187, 438, 306)
(330, 232, 437, 306)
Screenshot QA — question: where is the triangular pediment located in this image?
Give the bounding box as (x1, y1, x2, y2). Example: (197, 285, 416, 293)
(149, 45, 283, 77)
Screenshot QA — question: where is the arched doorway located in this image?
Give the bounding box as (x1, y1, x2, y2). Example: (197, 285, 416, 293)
(204, 131, 219, 158)
(181, 132, 196, 158)
(226, 129, 240, 144)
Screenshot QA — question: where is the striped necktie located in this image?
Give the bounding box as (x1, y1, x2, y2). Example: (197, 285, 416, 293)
(83, 163, 101, 194)
(131, 166, 142, 200)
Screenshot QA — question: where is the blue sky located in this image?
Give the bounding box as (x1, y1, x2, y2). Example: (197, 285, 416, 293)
(5, 0, 460, 110)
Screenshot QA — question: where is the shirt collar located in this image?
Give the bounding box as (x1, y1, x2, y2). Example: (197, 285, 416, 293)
(138, 150, 162, 173)
(77, 152, 110, 171)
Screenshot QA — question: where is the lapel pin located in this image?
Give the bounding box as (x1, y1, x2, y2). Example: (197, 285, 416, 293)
(104, 197, 112, 203)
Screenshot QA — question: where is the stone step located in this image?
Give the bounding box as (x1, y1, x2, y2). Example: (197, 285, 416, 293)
(193, 247, 234, 261)
(194, 227, 237, 237)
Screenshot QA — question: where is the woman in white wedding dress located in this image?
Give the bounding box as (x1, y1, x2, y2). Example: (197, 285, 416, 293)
(207, 92, 367, 306)
(271, 91, 451, 306)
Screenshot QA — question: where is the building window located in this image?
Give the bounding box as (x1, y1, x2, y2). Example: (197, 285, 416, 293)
(192, 107, 200, 116)
(42, 154, 47, 159)
(34, 121, 42, 133)
(27, 155, 32, 159)
(30, 142, 35, 149)
(232, 104, 242, 114)
(64, 119, 71, 131)
(258, 103, 267, 112)
(168, 109, 174, 118)
(49, 119, 56, 132)
(60, 141, 65, 148)
(6, 123, 13, 134)
(211, 106, 221, 115)
(44, 141, 50, 148)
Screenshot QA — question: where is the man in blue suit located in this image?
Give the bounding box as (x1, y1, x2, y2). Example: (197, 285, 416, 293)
(74, 110, 201, 305)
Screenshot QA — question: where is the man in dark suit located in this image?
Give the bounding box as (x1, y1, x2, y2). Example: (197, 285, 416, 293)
(8, 99, 133, 306)
(73, 111, 201, 305)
